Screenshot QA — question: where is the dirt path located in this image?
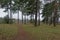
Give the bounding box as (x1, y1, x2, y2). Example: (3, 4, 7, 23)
(14, 24, 32, 40)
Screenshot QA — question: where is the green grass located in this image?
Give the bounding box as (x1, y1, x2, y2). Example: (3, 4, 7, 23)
(23, 23, 60, 40)
(0, 24, 18, 40)
(0, 24, 60, 40)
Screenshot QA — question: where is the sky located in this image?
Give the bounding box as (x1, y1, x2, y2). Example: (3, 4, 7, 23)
(0, 9, 7, 17)
(0, 8, 43, 21)
(0, 8, 22, 19)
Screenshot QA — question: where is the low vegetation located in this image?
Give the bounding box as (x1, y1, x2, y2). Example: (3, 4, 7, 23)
(23, 23, 60, 40)
(0, 24, 18, 40)
(0, 24, 60, 40)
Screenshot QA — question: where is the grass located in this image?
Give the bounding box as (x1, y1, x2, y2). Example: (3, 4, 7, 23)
(23, 23, 60, 40)
(0, 24, 60, 40)
(0, 24, 18, 40)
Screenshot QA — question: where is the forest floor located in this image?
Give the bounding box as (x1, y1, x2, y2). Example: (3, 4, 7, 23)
(14, 24, 33, 40)
(0, 24, 33, 40)
(0, 23, 60, 40)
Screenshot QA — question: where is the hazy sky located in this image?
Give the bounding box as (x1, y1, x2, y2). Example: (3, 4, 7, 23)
(0, 9, 7, 17)
(0, 8, 43, 21)
(0, 8, 22, 19)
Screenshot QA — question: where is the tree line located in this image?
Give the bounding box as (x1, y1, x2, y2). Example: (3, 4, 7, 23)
(0, 0, 60, 27)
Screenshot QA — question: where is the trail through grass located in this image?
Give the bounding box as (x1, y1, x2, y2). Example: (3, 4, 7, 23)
(23, 24, 60, 40)
(0, 24, 60, 40)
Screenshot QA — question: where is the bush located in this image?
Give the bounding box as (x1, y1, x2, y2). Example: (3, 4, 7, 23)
(4, 15, 13, 24)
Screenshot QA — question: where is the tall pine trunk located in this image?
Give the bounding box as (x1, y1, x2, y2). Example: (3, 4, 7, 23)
(22, 12, 23, 24)
(38, 12, 40, 25)
(35, 0, 37, 26)
(18, 10, 19, 24)
(35, 13, 37, 26)
(30, 14, 33, 23)
(7, 4, 9, 24)
(53, 0, 57, 27)
(9, 0, 12, 24)
(49, 17, 52, 25)
(7, 9, 9, 24)
(24, 15, 26, 24)
(10, 10, 12, 24)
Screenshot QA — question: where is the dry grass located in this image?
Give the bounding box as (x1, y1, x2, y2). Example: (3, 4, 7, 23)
(0, 24, 18, 40)
(23, 24, 60, 40)
(0, 24, 60, 40)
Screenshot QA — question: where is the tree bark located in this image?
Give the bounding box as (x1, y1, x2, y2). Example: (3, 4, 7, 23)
(18, 11, 19, 24)
(30, 14, 33, 23)
(9, 0, 12, 24)
(24, 15, 26, 24)
(22, 12, 23, 24)
(38, 12, 40, 25)
(53, 0, 57, 27)
(35, 0, 38, 26)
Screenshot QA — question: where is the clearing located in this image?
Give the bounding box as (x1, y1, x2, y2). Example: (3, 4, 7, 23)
(0, 24, 60, 40)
